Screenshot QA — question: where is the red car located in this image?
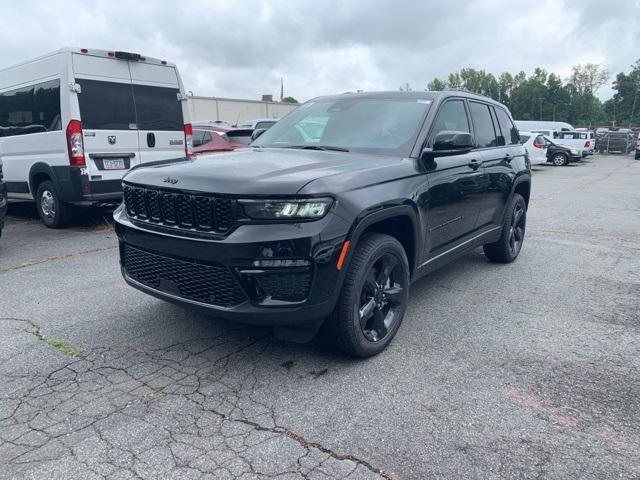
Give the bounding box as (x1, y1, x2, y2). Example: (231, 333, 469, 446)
(192, 125, 253, 154)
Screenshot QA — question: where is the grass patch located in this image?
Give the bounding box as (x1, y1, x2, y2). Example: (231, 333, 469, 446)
(45, 338, 82, 358)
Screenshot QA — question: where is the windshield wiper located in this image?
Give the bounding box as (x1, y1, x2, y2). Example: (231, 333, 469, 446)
(283, 145, 350, 152)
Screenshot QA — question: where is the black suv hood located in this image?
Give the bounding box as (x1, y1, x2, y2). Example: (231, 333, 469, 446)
(124, 148, 412, 195)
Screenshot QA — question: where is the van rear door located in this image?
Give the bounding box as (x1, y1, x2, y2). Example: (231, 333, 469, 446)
(128, 62, 186, 163)
(72, 53, 141, 183)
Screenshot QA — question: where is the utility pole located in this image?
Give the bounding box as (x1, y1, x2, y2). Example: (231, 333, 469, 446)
(629, 87, 639, 129)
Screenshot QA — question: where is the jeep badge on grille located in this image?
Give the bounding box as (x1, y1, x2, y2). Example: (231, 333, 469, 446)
(163, 177, 179, 184)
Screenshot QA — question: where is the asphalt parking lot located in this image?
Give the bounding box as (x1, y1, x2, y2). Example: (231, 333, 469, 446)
(1, 154, 639, 480)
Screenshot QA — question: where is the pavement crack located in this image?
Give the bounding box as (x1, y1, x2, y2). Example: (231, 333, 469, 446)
(0, 245, 117, 272)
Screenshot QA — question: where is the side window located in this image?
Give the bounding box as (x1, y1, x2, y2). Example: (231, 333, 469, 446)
(192, 130, 205, 146)
(494, 107, 519, 145)
(0, 79, 61, 137)
(202, 131, 212, 143)
(519, 135, 531, 144)
(469, 102, 498, 148)
(430, 100, 470, 142)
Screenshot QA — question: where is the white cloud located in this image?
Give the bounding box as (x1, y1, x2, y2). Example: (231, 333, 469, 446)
(0, 0, 638, 101)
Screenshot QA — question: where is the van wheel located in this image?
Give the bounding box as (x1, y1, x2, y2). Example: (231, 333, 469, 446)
(551, 153, 568, 166)
(328, 233, 410, 358)
(36, 180, 71, 228)
(483, 193, 526, 263)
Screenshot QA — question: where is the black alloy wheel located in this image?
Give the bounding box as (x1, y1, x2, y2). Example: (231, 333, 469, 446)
(357, 253, 407, 343)
(328, 233, 410, 357)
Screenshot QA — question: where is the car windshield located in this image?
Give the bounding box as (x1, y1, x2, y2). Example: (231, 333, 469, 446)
(252, 97, 432, 156)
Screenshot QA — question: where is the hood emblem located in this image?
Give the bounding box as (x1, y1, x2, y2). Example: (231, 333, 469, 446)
(163, 177, 179, 184)
(107, 135, 117, 145)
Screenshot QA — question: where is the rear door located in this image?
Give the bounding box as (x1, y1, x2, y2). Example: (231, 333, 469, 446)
(73, 54, 140, 182)
(128, 63, 185, 163)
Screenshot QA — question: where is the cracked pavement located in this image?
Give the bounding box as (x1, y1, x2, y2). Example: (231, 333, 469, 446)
(1, 155, 639, 479)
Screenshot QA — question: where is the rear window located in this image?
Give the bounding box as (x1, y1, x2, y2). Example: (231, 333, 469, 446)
(76, 79, 183, 131)
(225, 129, 253, 145)
(132, 84, 183, 130)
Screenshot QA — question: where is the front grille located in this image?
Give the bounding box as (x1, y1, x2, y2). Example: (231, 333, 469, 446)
(122, 244, 247, 308)
(123, 184, 236, 234)
(254, 269, 312, 302)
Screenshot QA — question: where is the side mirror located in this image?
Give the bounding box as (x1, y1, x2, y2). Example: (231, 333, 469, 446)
(422, 130, 474, 159)
(251, 128, 267, 142)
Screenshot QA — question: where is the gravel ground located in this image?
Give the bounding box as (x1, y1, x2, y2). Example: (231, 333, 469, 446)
(0, 154, 639, 479)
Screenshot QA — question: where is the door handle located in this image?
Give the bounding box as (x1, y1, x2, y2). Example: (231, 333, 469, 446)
(467, 158, 481, 170)
(504, 153, 513, 162)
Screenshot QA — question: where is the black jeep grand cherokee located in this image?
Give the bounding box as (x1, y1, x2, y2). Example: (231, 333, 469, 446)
(114, 91, 531, 357)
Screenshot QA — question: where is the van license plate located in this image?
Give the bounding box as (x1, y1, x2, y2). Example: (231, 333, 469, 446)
(103, 159, 125, 170)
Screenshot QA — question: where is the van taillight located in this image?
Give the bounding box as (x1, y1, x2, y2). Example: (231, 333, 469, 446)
(184, 123, 193, 157)
(66, 120, 85, 166)
(584, 141, 590, 148)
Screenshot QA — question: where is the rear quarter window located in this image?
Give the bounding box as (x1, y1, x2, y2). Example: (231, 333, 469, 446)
(0, 79, 61, 137)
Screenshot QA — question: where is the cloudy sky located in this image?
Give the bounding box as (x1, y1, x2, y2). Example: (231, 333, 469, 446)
(1, 0, 638, 102)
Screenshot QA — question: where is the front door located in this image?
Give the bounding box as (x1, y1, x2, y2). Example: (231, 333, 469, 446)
(424, 99, 484, 255)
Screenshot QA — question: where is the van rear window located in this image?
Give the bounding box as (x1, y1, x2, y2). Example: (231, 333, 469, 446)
(132, 84, 183, 131)
(77, 79, 136, 130)
(76, 79, 183, 131)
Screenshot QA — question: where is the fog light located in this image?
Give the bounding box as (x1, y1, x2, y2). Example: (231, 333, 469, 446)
(252, 259, 310, 267)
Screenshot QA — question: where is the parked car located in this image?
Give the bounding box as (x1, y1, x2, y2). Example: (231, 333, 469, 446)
(519, 131, 548, 165)
(596, 131, 634, 154)
(636, 132, 640, 160)
(555, 131, 591, 156)
(238, 118, 278, 130)
(114, 91, 531, 357)
(192, 125, 253, 154)
(543, 136, 582, 166)
(0, 160, 6, 238)
(0, 47, 191, 228)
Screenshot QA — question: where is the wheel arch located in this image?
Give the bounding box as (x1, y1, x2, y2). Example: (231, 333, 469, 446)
(345, 204, 420, 277)
(28, 163, 57, 198)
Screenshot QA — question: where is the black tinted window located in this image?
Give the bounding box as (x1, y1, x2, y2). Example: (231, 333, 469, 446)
(132, 84, 183, 130)
(431, 100, 470, 140)
(77, 79, 136, 130)
(0, 79, 61, 137)
(469, 102, 498, 148)
(519, 135, 531, 143)
(77, 80, 183, 131)
(494, 107, 519, 145)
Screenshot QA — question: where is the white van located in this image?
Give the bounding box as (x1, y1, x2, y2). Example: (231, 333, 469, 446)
(0, 47, 192, 227)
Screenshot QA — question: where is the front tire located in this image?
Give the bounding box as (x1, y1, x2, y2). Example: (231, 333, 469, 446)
(35, 180, 72, 228)
(483, 193, 527, 263)
(551, 153, 569, 166)
(329, 233, 410, 357)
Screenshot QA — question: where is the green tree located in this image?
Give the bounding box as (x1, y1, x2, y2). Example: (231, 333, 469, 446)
(281, 96, 298, 104)
(427, 78, 446, 91)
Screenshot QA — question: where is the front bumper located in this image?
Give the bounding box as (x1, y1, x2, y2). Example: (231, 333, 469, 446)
(113, 206, 351, 326)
